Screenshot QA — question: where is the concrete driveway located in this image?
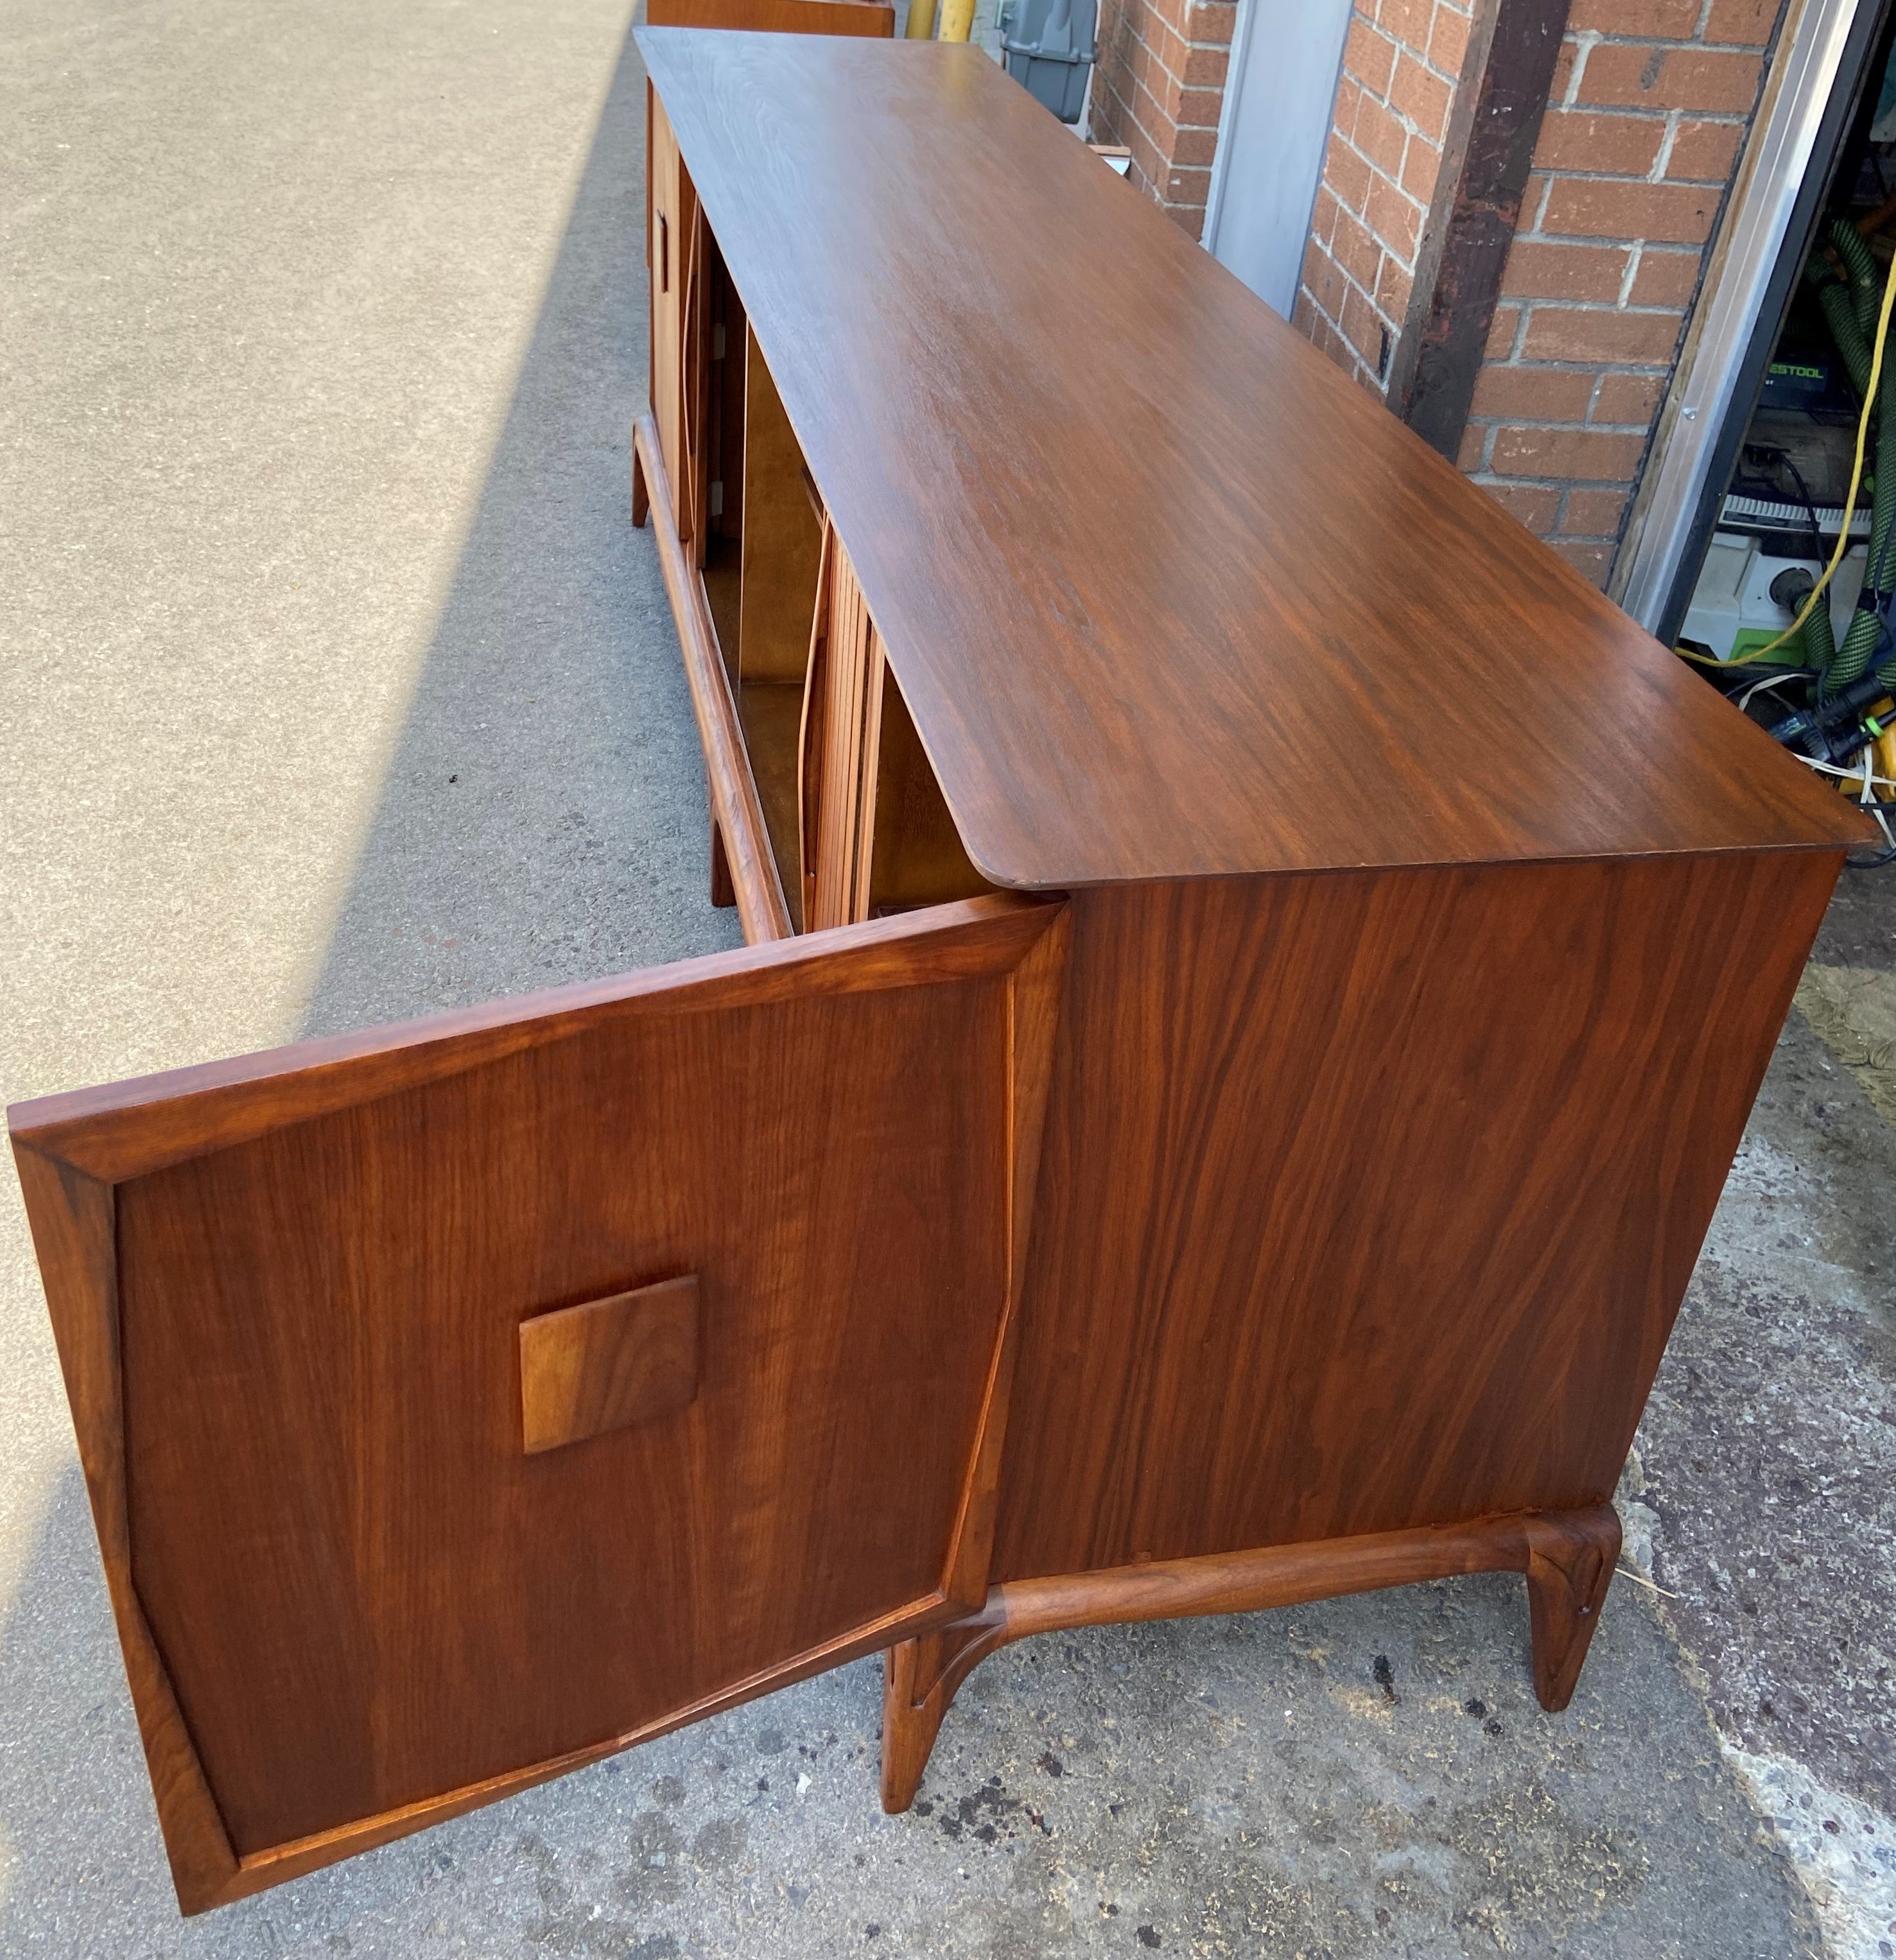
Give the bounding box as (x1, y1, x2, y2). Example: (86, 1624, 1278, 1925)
(2, 2, 1890, 1953)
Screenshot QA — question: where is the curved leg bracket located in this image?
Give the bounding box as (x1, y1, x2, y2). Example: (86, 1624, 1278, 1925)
(881, 1598, 1011, 1812)
(880, 1504, 1622, 1808)
(1521, 1505, 1620, 1712)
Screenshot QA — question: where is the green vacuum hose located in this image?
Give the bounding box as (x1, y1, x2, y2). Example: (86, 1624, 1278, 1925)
(1804, 220, 1896, 692)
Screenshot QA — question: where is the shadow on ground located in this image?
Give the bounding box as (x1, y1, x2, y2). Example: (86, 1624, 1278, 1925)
(294, 15, 736, 1046)
(0, 1462, 1825, 1957)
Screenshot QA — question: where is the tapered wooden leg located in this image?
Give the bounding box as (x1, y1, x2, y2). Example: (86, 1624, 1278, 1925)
(1521, 1505, 1620, 1712)
(632, 433, 650, 529)
(709, 817, 736, 909)
(881, 1598, 1010, 1812)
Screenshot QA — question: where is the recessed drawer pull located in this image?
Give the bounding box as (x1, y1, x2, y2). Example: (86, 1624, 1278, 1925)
(518, 1274, 700, 1455)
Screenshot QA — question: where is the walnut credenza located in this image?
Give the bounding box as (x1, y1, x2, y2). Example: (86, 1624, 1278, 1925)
(8, 28, 1871, 1916)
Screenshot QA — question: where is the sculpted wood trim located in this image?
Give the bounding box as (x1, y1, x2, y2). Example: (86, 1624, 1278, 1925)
(881, 1507, 1624, 1810)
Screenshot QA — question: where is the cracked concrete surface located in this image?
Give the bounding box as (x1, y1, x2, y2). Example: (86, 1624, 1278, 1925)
(1614, 892, 1896, 1958)
(1, 0, 1891, 1953)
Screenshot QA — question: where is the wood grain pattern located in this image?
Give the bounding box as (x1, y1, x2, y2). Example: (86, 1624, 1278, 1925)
(796, 518, 834, 930)
(881, 1505, 1619, 1808)
(990, 850, 1842, 1581)
(937, 901, 1070, 1609)
(646, 91, 702, 548)
(638, 412, 794, 942)
(10, 29, 1859, 1914)
(639, 30, 1870, 883)
(10, 894, 1068, 1896)
(738, 325, 824, 685)
(1522, 1506, 1621, 1711)
(736, 681, 808, 928)
(10, 1150, 243, 1911)
(806, 525, 881, 930)
(519, 1274, 701, 1455)
(865, 665, 995, 915)
(647, 0, 895, 33)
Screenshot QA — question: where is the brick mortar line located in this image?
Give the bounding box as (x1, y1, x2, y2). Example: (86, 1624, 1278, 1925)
(1539, 104, 1750, 122)
(1524, 171, 1554, 232)
(1474, 438, 1655, 464)
(1477, 460, 1645, 483)
(1123, 29, 1232, 63)
(1564, 30, 1600, 103)
(1467, 417, 1658, 433)
(1377, 31, 1465, 94)
(1561, 36, 1771, 51)
(1515, 164, 1742, 184)
(1648, 109, 1680, 180)
(1311, 235, 1402, 341)
(1560, 24, 1771, 49)
(1301, 287, 1357, 360)
(1333, 170, 1431, 267)
(1302, 273, 1387, 378)
(1338, 60, 1458, 144)
(1113, 85, 1175, 165)
(1366, 107, 1447, 188)
(1128, 73, 1201, 146)
(1338, 130, 1431, 223)
(1119, 15, 1235, 60)
(1472, 471, 1640, 491)
(1481, 358, 1676, 374)
(1515, 226, 1715, 249)
(1616, 241, 1644, 305)
(1502, 295, 1685, 313)
(1330, 182, 1429, 281)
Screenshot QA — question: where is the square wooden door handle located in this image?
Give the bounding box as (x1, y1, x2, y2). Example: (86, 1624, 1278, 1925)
(518, 1274, 700, 1455)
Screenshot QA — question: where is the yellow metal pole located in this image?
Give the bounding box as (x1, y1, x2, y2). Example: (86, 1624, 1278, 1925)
(905, 0, 936, 35)
(937, 0, 976, 37)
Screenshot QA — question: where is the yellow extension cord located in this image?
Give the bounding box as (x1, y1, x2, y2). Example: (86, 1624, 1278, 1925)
(1678, 236, 1896, 668)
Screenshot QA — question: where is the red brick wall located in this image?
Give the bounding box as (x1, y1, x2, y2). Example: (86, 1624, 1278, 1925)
(1294, 0, 1475, 390)
(1460, 0, 1780, 583)
(1088, 0, 1237, 234)
(1283, 0, 1779, 584)
(1095, 0, 1779, 588)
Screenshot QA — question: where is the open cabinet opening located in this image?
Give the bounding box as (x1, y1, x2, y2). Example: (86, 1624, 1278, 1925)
(653, 114, 995, 939)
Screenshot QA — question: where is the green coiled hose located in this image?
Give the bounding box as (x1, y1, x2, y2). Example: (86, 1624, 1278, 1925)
(1802, 219, 1896, 693)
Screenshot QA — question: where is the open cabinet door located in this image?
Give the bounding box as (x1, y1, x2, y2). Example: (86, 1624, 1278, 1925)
(8, 894, 1067, 1913)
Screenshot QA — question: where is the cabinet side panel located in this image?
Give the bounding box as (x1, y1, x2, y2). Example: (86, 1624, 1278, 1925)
(992, 853, 1838, 1581)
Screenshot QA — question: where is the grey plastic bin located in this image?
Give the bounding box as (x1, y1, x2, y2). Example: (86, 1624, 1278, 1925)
(999, 0, 1097, 124)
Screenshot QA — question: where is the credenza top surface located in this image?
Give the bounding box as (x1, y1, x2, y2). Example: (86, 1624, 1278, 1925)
(639, 28, 1868, 885)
